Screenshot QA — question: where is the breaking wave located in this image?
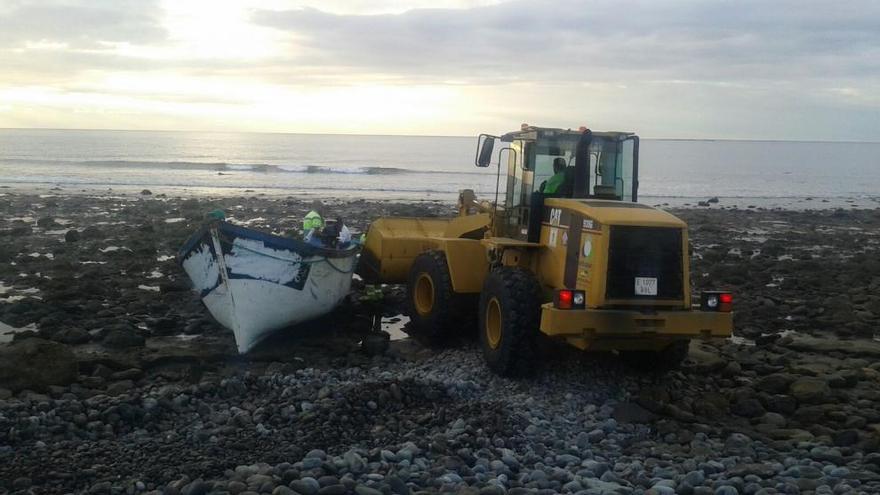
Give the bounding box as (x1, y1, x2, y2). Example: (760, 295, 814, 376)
(0, 158, 489, 176)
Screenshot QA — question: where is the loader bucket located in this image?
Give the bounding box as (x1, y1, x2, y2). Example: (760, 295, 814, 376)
(357, 214, 490, 283)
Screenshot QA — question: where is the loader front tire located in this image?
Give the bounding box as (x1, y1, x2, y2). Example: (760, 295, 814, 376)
(478, 268, 542, 377)
(407, 251, 456, 342)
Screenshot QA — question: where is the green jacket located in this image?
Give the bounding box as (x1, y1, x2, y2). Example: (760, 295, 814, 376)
(543, 172, 566, 194)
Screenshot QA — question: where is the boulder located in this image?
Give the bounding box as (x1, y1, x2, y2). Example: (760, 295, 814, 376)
(755, 373, 796, 394)
(37, 216, 57, 228)
(54, 327, 91, 345)
(832, 429, 860, 447)
(731, 398, 765, 418)
(790, 377, 831, 404)
(361, 332, 389, 356)
(0, 338, 78, 392)
(762, 394, 797, 415)
(81, 226, 104, 239)
(102, 329, 146, 348)
(613, 402, 658, 424)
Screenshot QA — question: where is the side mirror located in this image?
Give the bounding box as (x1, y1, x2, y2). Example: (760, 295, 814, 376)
(475, 134, 497, 168)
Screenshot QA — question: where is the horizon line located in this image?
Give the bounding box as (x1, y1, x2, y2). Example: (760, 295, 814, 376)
(1, 126, 878, 145)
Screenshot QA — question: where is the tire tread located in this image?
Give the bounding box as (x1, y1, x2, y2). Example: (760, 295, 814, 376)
(479, 267, 542, 377)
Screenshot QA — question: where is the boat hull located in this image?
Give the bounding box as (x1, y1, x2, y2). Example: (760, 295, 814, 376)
(178, 221, 357, 353)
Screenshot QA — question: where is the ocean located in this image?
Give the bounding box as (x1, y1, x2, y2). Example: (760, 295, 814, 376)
(1, 129, 878, 208)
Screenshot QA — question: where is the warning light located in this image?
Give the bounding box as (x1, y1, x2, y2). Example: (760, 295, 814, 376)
(557, 290, 573, 309)
(701, 291, 733, 312)
(555, 290, 586, 310)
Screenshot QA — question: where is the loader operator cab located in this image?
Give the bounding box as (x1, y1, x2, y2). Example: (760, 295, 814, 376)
(476, 124, 639, 240)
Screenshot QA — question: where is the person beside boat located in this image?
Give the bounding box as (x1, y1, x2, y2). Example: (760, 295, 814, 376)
(302, 210, 324, 243)
(303, 211, 352, 248)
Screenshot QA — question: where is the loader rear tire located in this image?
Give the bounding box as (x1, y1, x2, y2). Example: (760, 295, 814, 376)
(407, 251, 456, 342)
(478, 268, 542, 377)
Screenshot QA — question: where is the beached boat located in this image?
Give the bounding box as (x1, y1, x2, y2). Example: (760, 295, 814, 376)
(178, 221, 358, 353)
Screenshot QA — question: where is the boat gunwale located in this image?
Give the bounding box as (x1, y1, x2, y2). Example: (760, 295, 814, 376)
(177, 220, 359, 264)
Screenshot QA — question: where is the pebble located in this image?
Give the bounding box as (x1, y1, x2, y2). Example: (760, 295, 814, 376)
(290, 478, 320, 495)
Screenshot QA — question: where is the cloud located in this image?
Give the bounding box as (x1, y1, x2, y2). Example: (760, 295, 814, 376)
(0, 0, 167, 49)
(251, 0, 880, 85)
(0, 0, 877, 139)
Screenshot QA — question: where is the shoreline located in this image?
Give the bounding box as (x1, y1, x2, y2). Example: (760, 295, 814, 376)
(2, 182, 879, 211)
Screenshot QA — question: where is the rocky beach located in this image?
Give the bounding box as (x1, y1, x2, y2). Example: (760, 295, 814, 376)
(1, 190, 880, 495)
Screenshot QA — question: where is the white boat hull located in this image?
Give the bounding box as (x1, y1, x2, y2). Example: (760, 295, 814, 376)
(179, 222, 357, 353)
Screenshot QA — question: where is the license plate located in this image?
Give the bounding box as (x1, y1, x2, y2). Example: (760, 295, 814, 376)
(634, 277, 658, 296)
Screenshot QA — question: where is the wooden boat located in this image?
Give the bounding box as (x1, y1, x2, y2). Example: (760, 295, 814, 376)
(178, 221, 358, 353)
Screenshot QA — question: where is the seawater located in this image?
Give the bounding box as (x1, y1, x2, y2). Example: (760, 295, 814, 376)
(1, 129, 878, 204)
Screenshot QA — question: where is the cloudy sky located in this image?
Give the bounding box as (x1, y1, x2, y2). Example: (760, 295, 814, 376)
(0, 0, 877, 139)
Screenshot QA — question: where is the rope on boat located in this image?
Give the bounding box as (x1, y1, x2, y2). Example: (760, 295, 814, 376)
(216, 235, 358, 274)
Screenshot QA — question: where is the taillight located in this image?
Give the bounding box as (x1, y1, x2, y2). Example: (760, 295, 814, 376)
(554, 289, 586, 310)
(701, 291, 733, 312)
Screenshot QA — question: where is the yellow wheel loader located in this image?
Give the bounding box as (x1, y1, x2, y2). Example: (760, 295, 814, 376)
(358, 124, 733, 376)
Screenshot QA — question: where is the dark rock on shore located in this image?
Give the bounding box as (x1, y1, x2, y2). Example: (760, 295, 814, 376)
(0, 338, 78, 391)
(102, 327, 146, 348)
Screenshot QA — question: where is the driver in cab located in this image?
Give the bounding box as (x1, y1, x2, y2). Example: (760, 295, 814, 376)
(540, 157, 568, 196)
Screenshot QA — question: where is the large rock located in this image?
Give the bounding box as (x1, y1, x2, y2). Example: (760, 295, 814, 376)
(790, 377, 831, 404)
(54, 327, 91, 345)
(613, 402, 658, 423)
(102, 329, 145, 348)
(756, 373, 796, 394)
(762, 394, 797, 415)
(0, 338, 78, 392)
(783, 335, 880, 358)
(731, 398, 765, 418)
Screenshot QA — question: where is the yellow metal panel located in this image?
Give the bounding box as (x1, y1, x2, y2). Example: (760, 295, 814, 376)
(681, 229, 691, 308)
(440, 239, 489, 293)
(543, 198, 686, 228)
(361, 217, 449, 283)
(603, 299, 686, 307)
(539, 303, 733, 339)
(442, 213, 491, 238)
(501, 249, 532, 269)
(536, 223, 564, 289)
(588, 227, 608, 307)
(481, 237, 542, 249)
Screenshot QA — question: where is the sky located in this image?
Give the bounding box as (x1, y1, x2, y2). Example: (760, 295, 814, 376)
(0, 0, 877, 140)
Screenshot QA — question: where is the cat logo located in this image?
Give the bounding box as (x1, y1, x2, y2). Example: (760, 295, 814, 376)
(549, 208, 562, 226)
